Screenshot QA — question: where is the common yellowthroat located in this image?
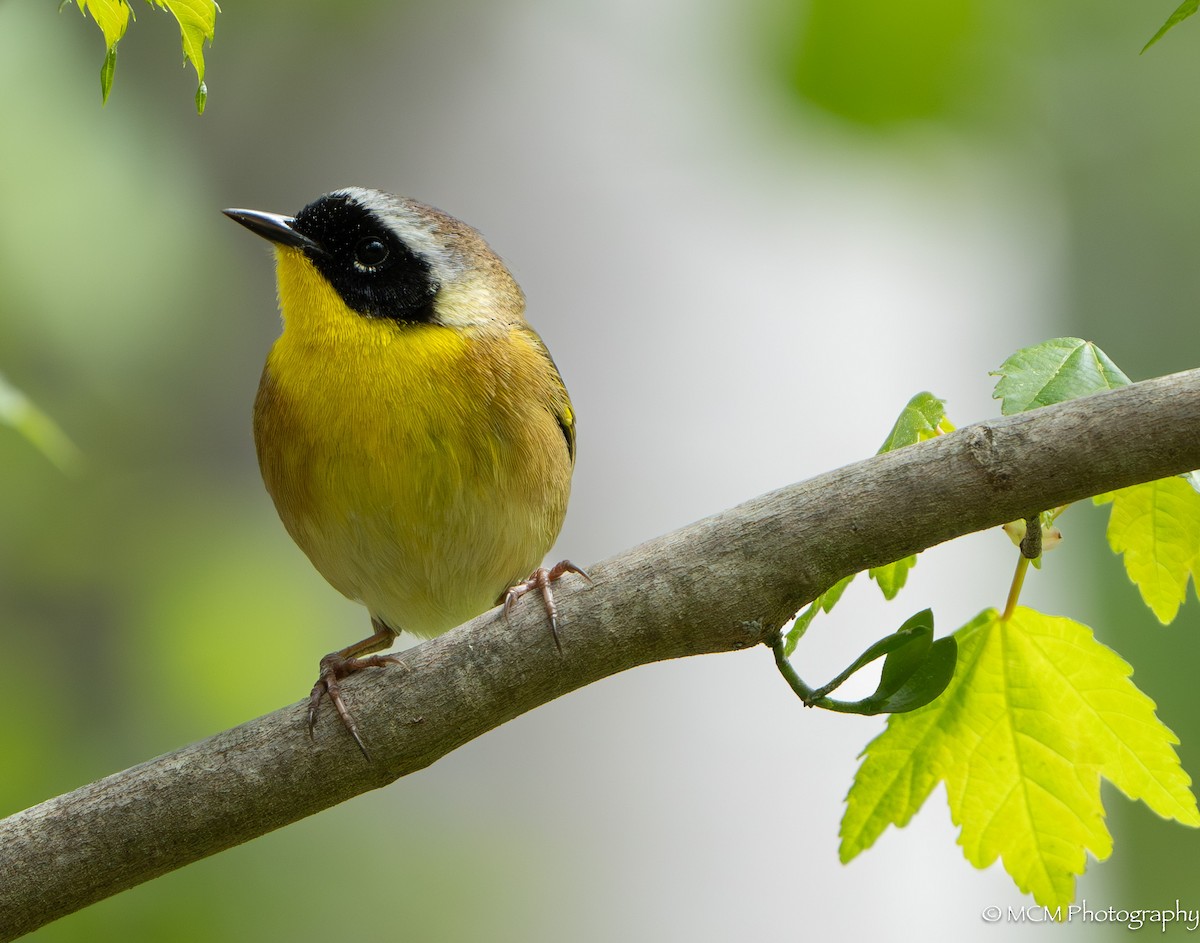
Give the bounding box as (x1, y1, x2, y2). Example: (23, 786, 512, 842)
(224, 188, 583, 753)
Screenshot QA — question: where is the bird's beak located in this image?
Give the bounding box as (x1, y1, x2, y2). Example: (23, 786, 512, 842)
(223, 208, 325, 255)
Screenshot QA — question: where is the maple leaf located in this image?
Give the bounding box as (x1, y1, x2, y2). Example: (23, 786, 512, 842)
(840, 607, 1198, 909)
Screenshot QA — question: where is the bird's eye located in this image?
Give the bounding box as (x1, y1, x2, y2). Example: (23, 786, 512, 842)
(354, 236, 390, 270)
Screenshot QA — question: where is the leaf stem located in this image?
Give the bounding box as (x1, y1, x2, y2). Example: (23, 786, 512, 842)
(1002, 554, 1029, 621)
(769, 631, 819, 704)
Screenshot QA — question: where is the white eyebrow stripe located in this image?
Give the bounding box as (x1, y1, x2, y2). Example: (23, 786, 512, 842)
(332, 187, 464, 280)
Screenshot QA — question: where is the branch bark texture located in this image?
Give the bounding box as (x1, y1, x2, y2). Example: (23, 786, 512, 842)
(4, 369, 1200, 939)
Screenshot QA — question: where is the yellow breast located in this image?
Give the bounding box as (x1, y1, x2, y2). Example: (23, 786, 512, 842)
(254, 250, 573, 637)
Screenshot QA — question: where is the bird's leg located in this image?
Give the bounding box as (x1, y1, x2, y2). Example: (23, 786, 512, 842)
(308, 618, 403, 758)
(502, 560, 591, 652)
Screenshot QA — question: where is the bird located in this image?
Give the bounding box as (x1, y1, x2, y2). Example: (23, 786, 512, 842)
(224, 187, 584, 755)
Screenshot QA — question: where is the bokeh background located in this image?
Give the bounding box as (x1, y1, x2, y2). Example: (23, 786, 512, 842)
(3, 0, 1200, 939)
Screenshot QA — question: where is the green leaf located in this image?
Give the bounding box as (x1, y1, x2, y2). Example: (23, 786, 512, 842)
(1143, 0, 1200, 53)
(868, 635, 956, 713)
(864, 394, 950, 602)
(869, 556, 916, 600)
(75, 0, 131, 102)
(991, 337, 1131, 415)
(73, 0, 217, 111)
(76, 0, 131, 49)
(0, 373, 81, 473)
(100, 45, 117, 103)
(840, 607, 1198, 909)
(149, 0, 219, 114)
(817, 573, 852, 611)
(876, 391, 952, 453)
(814, 609, 956, 715)
(813, 610, 933, 699)
(874, 609, 935, 696)
(784, 574, 854, 656)
(1094, 479, 1200, 624)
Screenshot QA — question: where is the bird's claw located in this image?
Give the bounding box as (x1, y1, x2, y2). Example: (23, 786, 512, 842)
(307, 650, 404, 759)
(503, 559, 591, 652)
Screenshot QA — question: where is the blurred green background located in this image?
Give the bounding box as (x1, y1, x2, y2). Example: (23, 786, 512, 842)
(3, 0, 1200, 939)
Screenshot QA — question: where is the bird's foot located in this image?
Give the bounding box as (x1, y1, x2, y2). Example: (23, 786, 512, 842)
(503, 560, 591, 652)
(308, 649, 404, 759)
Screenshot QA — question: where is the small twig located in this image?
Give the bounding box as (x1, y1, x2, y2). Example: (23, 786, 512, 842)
(769, 630, 820, 705)
(1019, 513, 1042, 559)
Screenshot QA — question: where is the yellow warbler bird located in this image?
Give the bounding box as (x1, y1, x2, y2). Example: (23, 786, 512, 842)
(225, 188, 582, 753)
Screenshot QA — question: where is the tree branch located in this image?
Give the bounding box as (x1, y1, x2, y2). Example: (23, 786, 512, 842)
(5, 368, 1200, 940)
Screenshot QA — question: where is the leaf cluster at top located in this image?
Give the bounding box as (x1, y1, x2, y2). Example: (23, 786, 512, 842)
(72, 0, 218, 113)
